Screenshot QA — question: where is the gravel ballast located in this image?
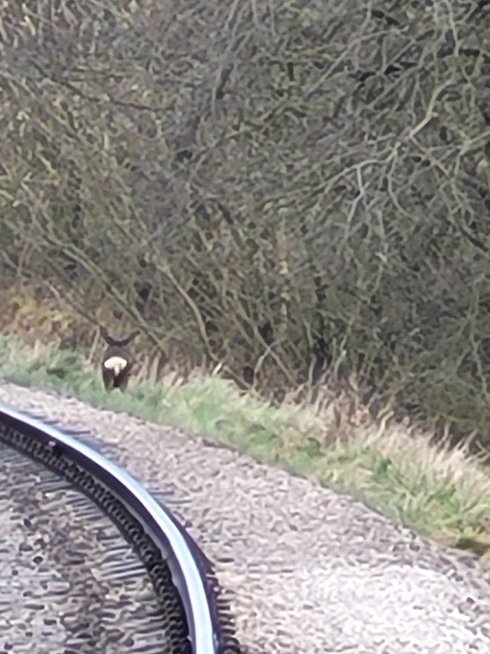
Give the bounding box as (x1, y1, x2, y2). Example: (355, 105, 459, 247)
(0, 437, 185, 653)
(0, 381, 489, 654)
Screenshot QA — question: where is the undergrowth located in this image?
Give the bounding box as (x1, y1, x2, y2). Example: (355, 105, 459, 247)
(0, 332, 489, 567)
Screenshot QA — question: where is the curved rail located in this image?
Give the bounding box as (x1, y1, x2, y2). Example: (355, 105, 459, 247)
(0, 400, 239, 654)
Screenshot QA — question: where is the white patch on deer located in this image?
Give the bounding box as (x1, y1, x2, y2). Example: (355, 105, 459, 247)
(103, 356, 128, 376)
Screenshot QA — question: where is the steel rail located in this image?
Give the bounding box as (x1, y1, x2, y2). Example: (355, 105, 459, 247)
(0, 400, 235, 654)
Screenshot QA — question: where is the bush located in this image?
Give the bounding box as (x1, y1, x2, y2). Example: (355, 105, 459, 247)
(1, 1, 489, 447)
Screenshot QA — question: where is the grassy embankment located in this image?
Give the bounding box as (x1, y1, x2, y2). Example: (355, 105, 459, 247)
(0, 329, 489, 568)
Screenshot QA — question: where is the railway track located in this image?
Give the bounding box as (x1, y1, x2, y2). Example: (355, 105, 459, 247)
(0, 401, 241, 654)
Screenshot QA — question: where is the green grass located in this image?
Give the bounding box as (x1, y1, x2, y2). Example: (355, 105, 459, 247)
(1, 332, 489, 566)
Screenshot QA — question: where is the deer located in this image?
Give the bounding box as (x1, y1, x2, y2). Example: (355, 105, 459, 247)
(100, 327, 138, 392)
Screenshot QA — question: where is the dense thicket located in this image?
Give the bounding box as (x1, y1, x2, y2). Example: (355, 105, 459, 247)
(1, 1, 489, 446)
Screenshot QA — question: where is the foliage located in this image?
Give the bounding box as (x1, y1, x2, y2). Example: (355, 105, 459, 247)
(1, 1, 490, 445)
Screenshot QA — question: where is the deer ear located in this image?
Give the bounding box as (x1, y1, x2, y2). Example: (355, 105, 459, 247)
(119, 331, 138, 347)
(100, 327, 117, 346)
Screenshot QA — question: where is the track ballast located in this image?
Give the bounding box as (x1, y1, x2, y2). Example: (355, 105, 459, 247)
(0, 401, 240, 654)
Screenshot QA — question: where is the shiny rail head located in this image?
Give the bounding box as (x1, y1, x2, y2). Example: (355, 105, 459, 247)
(0, 400, 236, 654)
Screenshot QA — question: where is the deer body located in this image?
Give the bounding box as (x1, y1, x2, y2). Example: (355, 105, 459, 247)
(100, 328, 137, 391)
